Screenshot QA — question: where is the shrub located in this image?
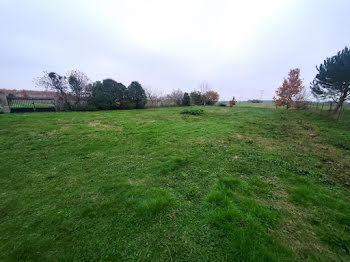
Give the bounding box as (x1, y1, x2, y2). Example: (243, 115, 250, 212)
(205, 90, 219, 105)
(181, 108, 204, 115)
(90, 79, 147, 110)
(218, 102, 227, 107)
(90, 80, 127, 110)
(229, 97, 237, 107)
(248, 99, 263, 103)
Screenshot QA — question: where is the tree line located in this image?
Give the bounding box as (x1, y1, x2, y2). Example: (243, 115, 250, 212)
(35, 72, 220, 111)
(273, 46, 350, 113)
(145, 83, 219, 107)
(35, 71, 147, 111)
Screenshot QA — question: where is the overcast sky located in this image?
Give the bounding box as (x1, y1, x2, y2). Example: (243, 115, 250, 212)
(1, 0, 349, 100)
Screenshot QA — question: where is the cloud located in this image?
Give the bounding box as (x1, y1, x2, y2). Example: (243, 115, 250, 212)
(0, 0, 349, 100)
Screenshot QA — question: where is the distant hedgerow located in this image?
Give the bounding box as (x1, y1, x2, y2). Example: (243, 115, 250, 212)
(181, 108, 204, 115)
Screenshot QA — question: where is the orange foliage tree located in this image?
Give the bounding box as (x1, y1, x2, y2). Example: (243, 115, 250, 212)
(273, 68, 304, 109)
(205, 90, 219, 105)
(229, 96, 237, 107)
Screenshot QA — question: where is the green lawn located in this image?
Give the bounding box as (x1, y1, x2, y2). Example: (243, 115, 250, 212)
(0, 106, 349, 261)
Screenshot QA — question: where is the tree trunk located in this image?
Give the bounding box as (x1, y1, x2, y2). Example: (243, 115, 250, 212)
(286, 101, 291, 109)
(333, 91, 348, 114)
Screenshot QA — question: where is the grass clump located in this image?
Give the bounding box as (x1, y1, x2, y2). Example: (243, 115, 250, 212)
(180, 108, 204, 115)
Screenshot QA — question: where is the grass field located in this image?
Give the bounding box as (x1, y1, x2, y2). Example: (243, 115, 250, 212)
(0, 106, 350, 261)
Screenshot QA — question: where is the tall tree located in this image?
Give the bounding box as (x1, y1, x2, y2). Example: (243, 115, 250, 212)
(90, 79, 128, 110)
(68, 70, 90, 105)
(190, 91, 203, 105)
(311, 46, 350, 113)
(273, 68, 304, 109)
(167, 89, 184, 106)
(182, 92, 190, 106)
(145, 86, 162, 107)
(104, 79, 128, 108)
(127, 81, 147, 109)
(199, 82, 210, 105)
(35, 71, 69, 109)
(35, 71, 68, 95)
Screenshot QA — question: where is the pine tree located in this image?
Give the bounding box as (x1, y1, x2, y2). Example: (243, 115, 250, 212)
(127, 81, 147, 109)
(182, 92, 190, 106)
(311, 46, 350, 113)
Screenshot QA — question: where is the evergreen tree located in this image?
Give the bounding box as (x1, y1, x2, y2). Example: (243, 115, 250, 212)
(190, 91, 203, 105)
(91, 79, 128, 109)
(311, 46, 350, 113)
(127, 81, 147, 109)
(182, 92, 190, 106)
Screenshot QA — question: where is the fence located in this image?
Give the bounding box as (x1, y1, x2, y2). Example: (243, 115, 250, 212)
(7, 97, 56, 113)
(306, 101, 350, 124)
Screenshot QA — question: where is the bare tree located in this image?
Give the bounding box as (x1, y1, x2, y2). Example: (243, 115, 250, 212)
(35, 71, 68, 94)
(68, 70, 90, 105)
(295, 86, 311, 109)
(199, 82, 210, 105)
(166, 89, 184, 106)
(145, 86, 163, 107)
(35, 71, 69, 109)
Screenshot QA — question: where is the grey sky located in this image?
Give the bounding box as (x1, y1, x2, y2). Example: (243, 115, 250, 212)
(1, 0, 349, 100)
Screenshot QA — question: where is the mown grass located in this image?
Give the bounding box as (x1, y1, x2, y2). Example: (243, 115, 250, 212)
(0, 106, 349, 261)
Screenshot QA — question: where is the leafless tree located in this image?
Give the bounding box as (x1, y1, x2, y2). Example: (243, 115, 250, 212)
(199, 82, 210, 105)
(68, 70, 91, 105)
(35, 71, 68, 94)
(295, 86, 312, 109)
(166, 89, 184, 106)
(145, 86, 163, 107)
(35, 71, 69, 109)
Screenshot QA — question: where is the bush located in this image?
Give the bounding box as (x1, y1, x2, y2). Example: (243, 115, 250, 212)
(229, 97, 237, 107)
(248, 99, 263, 103)
(205, 90, 219, 105)
(181, 108, 204, 115)
(90, 80, 127, 110)
(218, 102, 227, 107)
(90, 79, 147, 110)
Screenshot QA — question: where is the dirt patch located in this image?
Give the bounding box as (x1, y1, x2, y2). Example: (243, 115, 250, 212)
(236, 134, 244, 140)
(88, 121, 123, 131)
(128, 178, 146, 186)
(254, 136, 277, 150)
(47, 130, 57, 135)
(88, 121, 101, 127)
